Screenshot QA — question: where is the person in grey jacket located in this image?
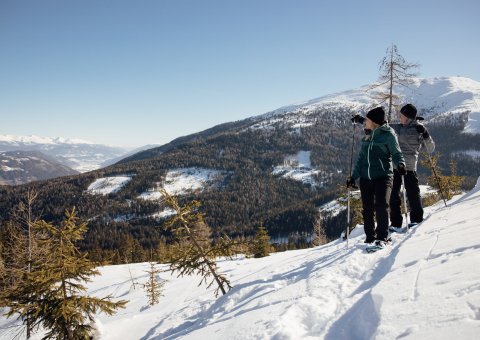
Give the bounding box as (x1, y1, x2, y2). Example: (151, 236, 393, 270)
(389, 104, 435, 230)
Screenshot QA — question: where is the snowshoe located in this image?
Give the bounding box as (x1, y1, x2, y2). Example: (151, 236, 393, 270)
(388, 226, 404, 233)
(366, 240, 389, 253)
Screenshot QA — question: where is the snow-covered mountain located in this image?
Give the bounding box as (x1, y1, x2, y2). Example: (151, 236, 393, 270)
(253, 76, 480, 133)
(2, 177, 478, 339)
(0, 150, 78, 185)
(0, 135, 130, 173)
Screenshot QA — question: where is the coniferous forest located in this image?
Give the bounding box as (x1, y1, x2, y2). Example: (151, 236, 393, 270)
(1, 107, 479, 264)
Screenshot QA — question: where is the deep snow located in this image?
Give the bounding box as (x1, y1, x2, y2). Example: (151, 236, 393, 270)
(2, 180, 480, 339)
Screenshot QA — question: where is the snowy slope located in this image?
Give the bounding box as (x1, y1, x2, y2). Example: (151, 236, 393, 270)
(87, 176, 132, 195)
(272, 151, 323, 186)
(2, 178, 479, 339)
(255, 76, 480, 133)
(139, 168, 229, 199)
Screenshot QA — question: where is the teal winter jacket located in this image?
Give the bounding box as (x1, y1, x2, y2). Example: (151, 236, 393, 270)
(351, 124, 405, 180)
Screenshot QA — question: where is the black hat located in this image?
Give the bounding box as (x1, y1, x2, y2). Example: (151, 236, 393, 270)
(400, 104, 417, 119)
(366, 107, 386, 125)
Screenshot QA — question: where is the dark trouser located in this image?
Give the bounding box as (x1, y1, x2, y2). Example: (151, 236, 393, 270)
(389, 170, 424, 227)
(360, 177, 393, 242)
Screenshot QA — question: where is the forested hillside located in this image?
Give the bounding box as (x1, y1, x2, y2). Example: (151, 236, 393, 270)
(1, 78, 480, 262)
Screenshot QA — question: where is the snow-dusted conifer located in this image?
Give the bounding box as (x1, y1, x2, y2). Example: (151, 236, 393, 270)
(144, 262, 165, 306)
(3, 208, 127, 339)
(161, 189, 233, 297)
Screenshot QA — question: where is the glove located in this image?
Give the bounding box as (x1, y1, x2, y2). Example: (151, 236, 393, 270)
(351, 114, 366, 124)
(363, 128, 372, 135)
(416, 124, 430, 139)
(346, 177, 358, 189)
(398, 164, 407, 176)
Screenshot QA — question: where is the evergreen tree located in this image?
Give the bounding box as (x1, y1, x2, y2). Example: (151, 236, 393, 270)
(3, 208, 127, 340)
(118, 234, 146, 264)
(421, 154, 464, 201)
(161, 189, 233, 297)
(251, 225, 274, 258)
(369, 44, 419, 121)
(143, 262, 165, 306)
(312, 213, 327, 247)
(0, 190, 46, 338)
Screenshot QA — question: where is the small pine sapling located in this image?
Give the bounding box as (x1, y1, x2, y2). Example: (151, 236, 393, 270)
(143, 262, 165, 306)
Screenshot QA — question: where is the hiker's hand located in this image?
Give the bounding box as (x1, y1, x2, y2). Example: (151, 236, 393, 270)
(346, 177, 358, 189)
(351, 114, 365, 124)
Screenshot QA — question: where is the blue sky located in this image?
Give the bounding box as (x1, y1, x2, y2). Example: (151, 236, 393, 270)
(1, 0, 479, 148)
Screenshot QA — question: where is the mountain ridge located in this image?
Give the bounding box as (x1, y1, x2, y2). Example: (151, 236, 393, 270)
(0, 134, 131, 174)
(0, 150, 79, 185)
(122, 76, 480, 164)
(1, 76, 479, 257)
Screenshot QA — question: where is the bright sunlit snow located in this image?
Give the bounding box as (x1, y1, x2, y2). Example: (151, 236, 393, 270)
(87, 176, 132, 195)
(139, 168, 227, 199)
(254, 77, 480, 135)
(4, 179, 479, 339)
(272, 150, 322, 186)
(0, 134, 95, 145)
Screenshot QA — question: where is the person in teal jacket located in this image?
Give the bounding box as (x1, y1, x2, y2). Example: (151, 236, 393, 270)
(347, 107, 406, 247)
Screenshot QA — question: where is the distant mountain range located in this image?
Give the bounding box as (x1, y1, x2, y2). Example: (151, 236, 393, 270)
(1, 76, 479, 253)
(0, 135, 130, 174)
(0, 150, 79, 185)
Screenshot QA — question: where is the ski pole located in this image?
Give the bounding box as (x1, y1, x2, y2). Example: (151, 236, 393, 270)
(401, 175, 409, 232)
(346, 121, 357, 248)
(421, 137, 448, 207)
(347, 187, 351, 248)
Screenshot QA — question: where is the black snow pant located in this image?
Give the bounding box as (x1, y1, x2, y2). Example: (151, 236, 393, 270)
(360, 176, 393, 242)
(389, 169, 424, 227)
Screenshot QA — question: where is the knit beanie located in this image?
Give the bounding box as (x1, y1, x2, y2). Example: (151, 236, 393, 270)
(400, 104, 417, 119)
(366, 107, 386, 125)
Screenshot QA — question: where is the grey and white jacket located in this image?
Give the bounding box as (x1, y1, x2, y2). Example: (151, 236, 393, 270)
(390, 120, 435, 171)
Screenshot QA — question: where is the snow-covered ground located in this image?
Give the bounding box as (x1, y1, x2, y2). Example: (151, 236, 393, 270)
(272, 150, 322, 186)
(320, 185, 436, 217)
(151, 208, 176, 220)
(139, 168, 227, 199)
(87, 176, 132, 195)
(453, 149, 480, 159)
(2, 178, 479, 339)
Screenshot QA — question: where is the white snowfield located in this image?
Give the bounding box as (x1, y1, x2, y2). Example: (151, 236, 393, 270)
(87, 176, 132, 195)
(321, 185, 435, 217)
(139, 168, 227, 199)
(2, 179, 480, 339)
(273, 150, 323, 186)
